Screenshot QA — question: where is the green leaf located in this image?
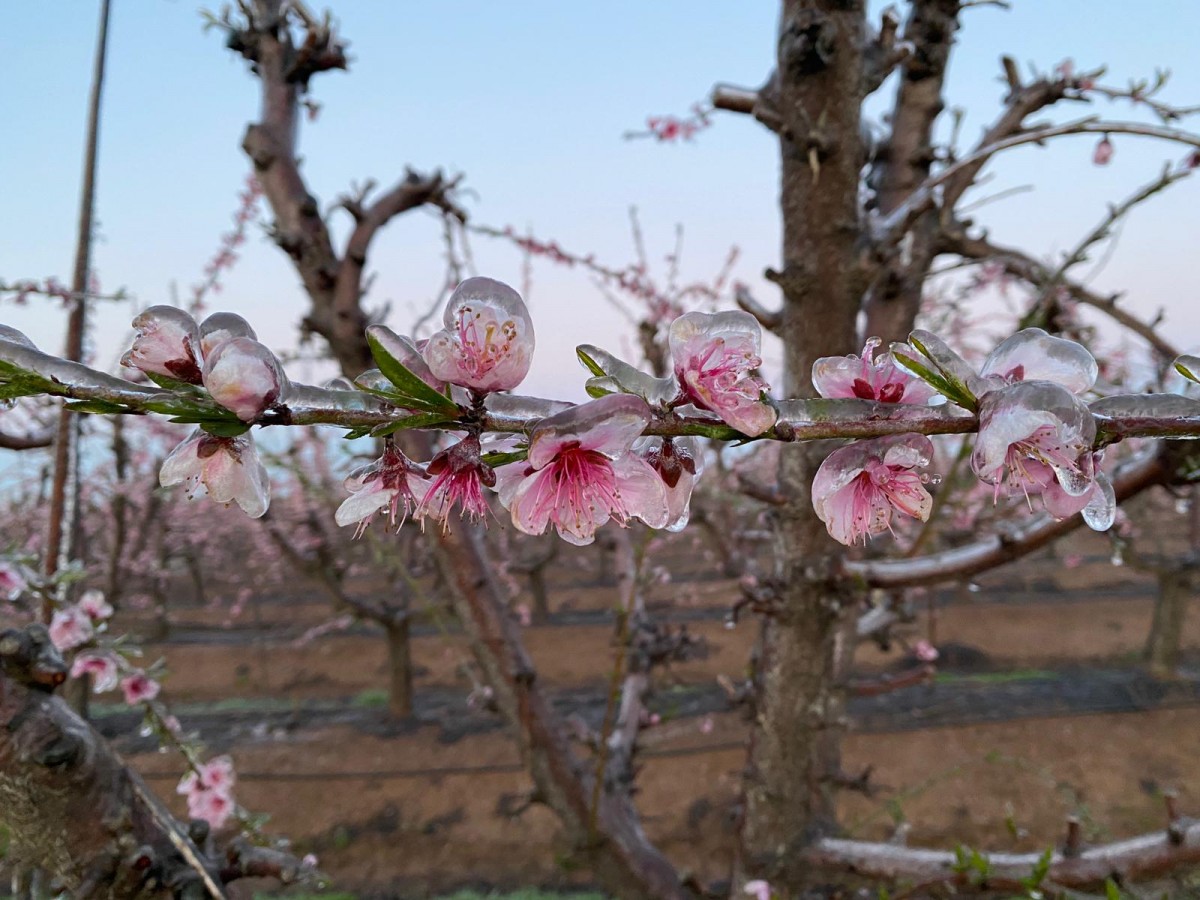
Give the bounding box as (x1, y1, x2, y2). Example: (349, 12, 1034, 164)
(576, 346, 607, 377)
(893, 351, 976, 411)
(367, 331, 459, 415)
(1105, 878, 1123, 900)
(144, 371, 203, 392)
(585, 381, 616, 399)
(482, 449, 528, 468)
(198, 421, 251, 438)
(64, 398, 132, 415)
(1175, 356, 1200, 384)
(342, 427, 374, 440)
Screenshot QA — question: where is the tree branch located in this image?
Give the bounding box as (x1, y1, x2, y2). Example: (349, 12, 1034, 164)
(939, 227, 1182, 361)
(805, 817, 1200, 892)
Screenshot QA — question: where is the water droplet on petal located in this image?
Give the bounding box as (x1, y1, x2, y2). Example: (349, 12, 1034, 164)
(929, 473, 943, 486)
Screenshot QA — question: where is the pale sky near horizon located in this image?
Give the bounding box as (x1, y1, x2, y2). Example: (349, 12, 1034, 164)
(1, 1, 1199, 405)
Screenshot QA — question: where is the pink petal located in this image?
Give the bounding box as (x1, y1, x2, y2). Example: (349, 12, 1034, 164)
(527, 394, 651, 469)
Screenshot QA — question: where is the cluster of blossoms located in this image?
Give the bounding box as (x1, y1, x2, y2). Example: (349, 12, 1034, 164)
(122, 305, 280, 517)
(110, 276, 1131, 550)
(177, 755, 237, 829)
(810, 328, 1115, 544)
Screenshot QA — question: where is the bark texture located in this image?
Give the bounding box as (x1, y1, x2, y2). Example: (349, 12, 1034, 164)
(738, 2, 868, 892)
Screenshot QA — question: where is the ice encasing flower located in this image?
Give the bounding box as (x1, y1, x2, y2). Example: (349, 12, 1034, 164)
(669, 310, 776, 436)
(49, 606, 94, 652)
(636, 436, 702, 531)
(70, 651, 119, 692)
(202, 336, 285, 422)
(812, 433, 935, 546)
(495, 394, 669, 546)
(334, 442, 426, 535)
(160, 429, 271, 518)
(423, 277, 534, 393)
(971, 379, 1105, 521)
(813, 337, 936, 405)
(121, 306, 203, 384)
(198, 311, 257, 359)
(416, 435, 494, 528)
(976, 328, 1099, 396)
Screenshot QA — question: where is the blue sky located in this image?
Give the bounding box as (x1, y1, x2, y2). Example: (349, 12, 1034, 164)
(2, 1, 1198, 403)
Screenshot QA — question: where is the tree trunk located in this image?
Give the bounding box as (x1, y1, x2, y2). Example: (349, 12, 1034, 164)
(528, 563, 551, 622)
(385, 617, 414, 718)
(1145, 569, 1191, 677)
(738, 2, 867, 893)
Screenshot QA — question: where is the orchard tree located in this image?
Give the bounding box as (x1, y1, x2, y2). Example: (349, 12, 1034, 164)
(6, 2, 1200, 900)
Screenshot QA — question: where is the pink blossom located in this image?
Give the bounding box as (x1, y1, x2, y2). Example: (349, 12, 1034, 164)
(49, 606, 93, 652)
(202, 336, 285, 422)
(70, 651, 119, 692)
(812, 338, 936, 405)
(699, 715, 714, 735)
(976, 328, 1098, 397)
(1093, 136, 1114, 165)
(78, 589, 113, 622)
(302, 853, 319, 869)
(178, 755, 236, 797)
(335, 442, 426, 535)
(198, 311, 256, 359)
(423, 277, 535, 393)
(1063, 553, 1084, 569)
(186, 786, 234, 830)
(121, 671, 161, 705)
(159, 430, 271, 518)
(121, 306, 203, 384)
(636, 436, 703, 531)
(415, 435, 495, 528)
(495, 394, 669, 546)
(669, 310, 776, 436)
(812, 434, 934, 546)
(0, 562, 25, 601)
(914, 640, 939, 663)
(744, 880, 772, 900)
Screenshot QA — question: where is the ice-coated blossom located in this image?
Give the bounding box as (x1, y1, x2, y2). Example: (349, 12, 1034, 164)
(812, 338, 936, 405)
(495, 394, 669, 546)
(635, 436, 703, 531)
(49, 606, 93, 652)
(78, 589, 113, 622)
(416, 435, 494, 528)
(0, 562, 25, 600)
(423, 277, 534, 393)
(70, 651, 119, 693)
(121, 306, 203, 383)
(121, 671, 161, 705)
(971, 379, 1112, 527)
(812, 434, 934, 546)
(198, 311, 257, 359)
(976, 328, 1098, 397)
(160, 429, 271, 518)
(669, 310, 776, 436)
(202, 336, 285, 422)
(335, 442, 425, 535)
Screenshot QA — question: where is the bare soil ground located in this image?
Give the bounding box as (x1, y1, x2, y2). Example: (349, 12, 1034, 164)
(15, 514, 1200, 897)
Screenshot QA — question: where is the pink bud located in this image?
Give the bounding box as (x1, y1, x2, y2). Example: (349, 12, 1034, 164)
(1093, 136, 1114, 166)
(121, 672, 161, 705)
(121, 306, 202, 383)
(202, 337, 284, 422)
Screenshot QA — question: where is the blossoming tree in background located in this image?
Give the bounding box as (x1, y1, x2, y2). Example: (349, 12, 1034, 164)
(5, 1, 1200, 899)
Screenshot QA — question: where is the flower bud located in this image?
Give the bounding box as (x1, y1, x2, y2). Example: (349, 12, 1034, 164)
(202, 337, 285, 422)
